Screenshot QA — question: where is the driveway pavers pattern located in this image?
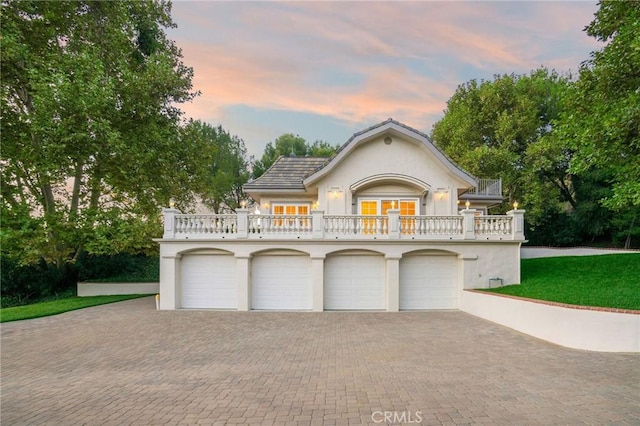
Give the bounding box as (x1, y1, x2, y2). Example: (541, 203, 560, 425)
(2, 297, 639, 425)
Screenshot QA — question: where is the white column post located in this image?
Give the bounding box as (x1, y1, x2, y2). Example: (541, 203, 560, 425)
(159, 253, 181, 310)
(236, 209, 249, 239)
(386, 255, 401, 311)
(507, 209, 525, 240)
(236, 256, 251, 311)
(458, 254, 478, 290)
(461, 209, 477, 240)
(311, 256, 325, 311)
(387, 209, 400, 239)
(162, 208, 181, 238)
(312, 210, 325, 239)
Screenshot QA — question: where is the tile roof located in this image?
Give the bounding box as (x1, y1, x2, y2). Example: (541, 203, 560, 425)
(244, 156, 330, 190)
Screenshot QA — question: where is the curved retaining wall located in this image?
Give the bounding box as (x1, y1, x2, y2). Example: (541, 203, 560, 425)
(460, 290, 640, 352)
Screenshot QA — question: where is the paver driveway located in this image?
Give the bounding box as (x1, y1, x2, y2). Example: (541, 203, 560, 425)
(2, 297, 639, 425)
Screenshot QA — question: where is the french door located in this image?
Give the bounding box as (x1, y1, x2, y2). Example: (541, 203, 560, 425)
(358, 199, 418, 234)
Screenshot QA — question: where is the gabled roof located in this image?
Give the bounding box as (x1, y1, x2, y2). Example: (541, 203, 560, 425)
(303, 118, 477, 187)
(243, 118, 478, 196)
(244, 156, 329, 192)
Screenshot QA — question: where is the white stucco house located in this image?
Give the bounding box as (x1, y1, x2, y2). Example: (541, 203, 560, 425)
(157, 118, 525, 311)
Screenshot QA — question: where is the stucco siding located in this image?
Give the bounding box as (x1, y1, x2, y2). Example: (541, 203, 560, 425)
(157, 239, 521, 311)
(313, 135, 466, 215)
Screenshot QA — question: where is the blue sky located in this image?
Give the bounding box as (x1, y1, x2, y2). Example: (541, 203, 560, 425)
(168, 1, 601, 159)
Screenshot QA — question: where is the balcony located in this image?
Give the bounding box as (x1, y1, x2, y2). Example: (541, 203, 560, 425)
(466, 178, 502, 196)
(162, 209, 525, 242)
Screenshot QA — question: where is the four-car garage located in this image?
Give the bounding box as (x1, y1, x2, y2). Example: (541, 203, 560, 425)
(179, 250, 458, 310)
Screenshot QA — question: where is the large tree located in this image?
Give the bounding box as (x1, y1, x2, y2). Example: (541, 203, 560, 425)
(1, 1, 202, 267)
(557, 1, 639, 209)
(550, 1, 640, 247)
(182, 120, 251, 214)
(431, 69, 571, 215)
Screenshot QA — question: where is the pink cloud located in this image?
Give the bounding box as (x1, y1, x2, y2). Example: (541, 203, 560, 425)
(170, 0, 600, 150)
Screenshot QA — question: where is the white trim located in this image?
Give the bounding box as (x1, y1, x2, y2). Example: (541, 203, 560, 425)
(304, 121, 477, 187)
(272, 202, 311, 215)
(349, 173, 431, 194)
(357, 198, 419, 215)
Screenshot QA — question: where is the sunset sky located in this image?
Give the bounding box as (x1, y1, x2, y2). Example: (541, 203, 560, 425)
(167, 1, 601, 159)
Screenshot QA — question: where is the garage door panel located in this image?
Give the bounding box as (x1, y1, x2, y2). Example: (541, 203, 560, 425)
(182, 255, 236, 309)
(325, 255, 385, 310)
(400, 255, 456, 310)
(252, 256, 311, 310)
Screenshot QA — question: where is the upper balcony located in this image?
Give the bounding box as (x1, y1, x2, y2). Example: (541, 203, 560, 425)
(161, 208, 525, 242)
(466, 178, 502, 196)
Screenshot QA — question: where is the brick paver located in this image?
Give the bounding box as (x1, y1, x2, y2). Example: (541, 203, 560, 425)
(2, 297, 639, 425)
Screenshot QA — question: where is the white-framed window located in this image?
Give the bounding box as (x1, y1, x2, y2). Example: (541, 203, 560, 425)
(358, 199, 418, 216)
(271, 203, 311, 228)
(272, 203, 310, 216)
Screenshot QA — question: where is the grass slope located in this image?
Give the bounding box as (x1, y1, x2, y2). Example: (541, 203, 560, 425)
(0, 294, 150, 323)
(485, 254, 640, 310)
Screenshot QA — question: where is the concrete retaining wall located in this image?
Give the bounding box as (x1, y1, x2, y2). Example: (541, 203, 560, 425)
(460, 290, 640, 352)
(77, 282, 159, 297)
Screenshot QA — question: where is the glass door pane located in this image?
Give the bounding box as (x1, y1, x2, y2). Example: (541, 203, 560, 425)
(360, 201, 378, 234)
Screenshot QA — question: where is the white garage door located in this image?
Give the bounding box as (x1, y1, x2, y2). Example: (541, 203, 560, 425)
(251, 255, 311, 310)
(181, 254, 237, 309)
(399, 255, 457, 310)
(325, 255, 385, 310)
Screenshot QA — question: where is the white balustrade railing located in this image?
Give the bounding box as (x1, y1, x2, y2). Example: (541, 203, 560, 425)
(175, 214, 237, 235)
(248, 214, 312, 235)
(466, 178, 502, 196)
(164, 209, 524, 241)
(475, 215, 513, 235)
(401, 216, 463, 235)
(324, 215, 389, 235)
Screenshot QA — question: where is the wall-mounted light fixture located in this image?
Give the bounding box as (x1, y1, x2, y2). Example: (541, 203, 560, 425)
(264, 202, 270, 209)
(435, 189, 447, 200)
(328, 187, 343, 199)
(312, 200, 319, 209)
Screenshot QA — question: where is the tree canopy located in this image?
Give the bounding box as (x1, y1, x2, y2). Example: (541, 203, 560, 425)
(182, 120, 251, 214)
(1, 0, 202, 267)
(431, 69, 570, 212)
(555, 1, 640, 209)
(431, 1, 639, 247)
(252, 134, 339, 179)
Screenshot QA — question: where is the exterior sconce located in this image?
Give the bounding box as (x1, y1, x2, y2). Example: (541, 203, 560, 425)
(328, 187, 343, 199)
(465, 200, 471, 209)
(264, 202, 270, 209)
(513, 201, 519, 210)
(312, 201, 319, 209)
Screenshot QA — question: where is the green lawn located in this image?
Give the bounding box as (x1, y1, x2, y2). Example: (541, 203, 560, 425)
(484, 254, 640, 310)
(0, 294, 151, 323)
